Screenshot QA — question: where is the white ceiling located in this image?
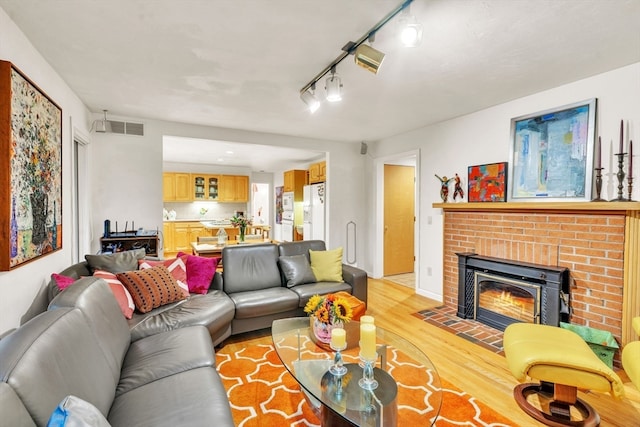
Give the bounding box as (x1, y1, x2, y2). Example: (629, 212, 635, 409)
(2, 0, 639, 168)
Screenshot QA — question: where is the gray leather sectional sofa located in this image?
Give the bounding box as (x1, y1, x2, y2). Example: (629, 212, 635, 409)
(1, 240, 367, 426)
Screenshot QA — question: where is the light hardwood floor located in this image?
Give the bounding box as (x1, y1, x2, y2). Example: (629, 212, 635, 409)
(223, 278, 640, 426)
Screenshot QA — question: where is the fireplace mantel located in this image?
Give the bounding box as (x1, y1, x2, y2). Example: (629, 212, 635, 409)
(432, 201, 640, 213)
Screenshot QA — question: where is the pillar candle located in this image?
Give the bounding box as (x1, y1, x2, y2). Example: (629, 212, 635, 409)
(360, 323, 377, 360)
(330, 327, 346, 349)
(620, 120, 624, 154)
(630, 140, 633, 178)
(360, 315, 375, 325)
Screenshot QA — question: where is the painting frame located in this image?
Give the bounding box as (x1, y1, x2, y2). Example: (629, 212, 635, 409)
(467, 162, 508, 202)
(508, 98, 596, 201)
(0, 60, 63, 270)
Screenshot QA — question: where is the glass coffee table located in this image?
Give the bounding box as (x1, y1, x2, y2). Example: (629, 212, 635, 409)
(272, 317, 443, 426)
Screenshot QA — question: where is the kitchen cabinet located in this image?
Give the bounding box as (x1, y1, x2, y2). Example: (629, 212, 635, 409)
(219, 175, 249, 202)
(163, 173, 191, 201)
(168, 221, 212, 254)
(163, 222, 174, 253)
(283, 169, 307, 200)
(308, 161, 326, 184)
(192, 174, 220, 201)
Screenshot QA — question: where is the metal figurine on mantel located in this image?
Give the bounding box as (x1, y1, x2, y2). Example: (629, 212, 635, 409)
(435, 174, 453, 202)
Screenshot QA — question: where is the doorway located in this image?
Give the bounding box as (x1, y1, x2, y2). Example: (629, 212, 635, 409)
(383, 164, 415, 278)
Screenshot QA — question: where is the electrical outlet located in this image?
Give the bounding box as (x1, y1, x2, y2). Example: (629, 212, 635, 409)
(427, 267, 432, 276)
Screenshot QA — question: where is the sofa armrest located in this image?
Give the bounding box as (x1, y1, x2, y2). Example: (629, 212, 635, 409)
(342, 264, 367, 305)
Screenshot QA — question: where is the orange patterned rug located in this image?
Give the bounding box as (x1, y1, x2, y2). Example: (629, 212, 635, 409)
(215, 336, 515, 426)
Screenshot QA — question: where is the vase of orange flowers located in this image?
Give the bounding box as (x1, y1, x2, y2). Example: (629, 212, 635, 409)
(304, 294, 353, 344)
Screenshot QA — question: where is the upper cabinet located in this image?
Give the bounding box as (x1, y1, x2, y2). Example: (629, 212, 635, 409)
(164, 172, 247, 203)
(163, 173, 191, 201)
(192, 174, 220, 201)
(219, 175, 249, 202)
(283, 169, 308, 200)
(308, 161, 326, 184)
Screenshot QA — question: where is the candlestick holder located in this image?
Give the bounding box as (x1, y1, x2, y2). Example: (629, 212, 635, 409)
(329, 342, 347, 376)
(611, 153, 627, 202)
(592, 167, 606, 201)
(628, 176, 635, 201)
(358, 353, 378, 390)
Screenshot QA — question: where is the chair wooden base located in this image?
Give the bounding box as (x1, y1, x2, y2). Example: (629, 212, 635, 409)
(514, 382, 600, 427)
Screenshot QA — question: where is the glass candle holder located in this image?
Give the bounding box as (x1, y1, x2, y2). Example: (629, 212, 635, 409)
(358, 353, 379, 390)
(329, 342, 348, 376)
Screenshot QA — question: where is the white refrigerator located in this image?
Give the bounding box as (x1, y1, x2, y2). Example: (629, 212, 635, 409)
(303, 183, 325, 241)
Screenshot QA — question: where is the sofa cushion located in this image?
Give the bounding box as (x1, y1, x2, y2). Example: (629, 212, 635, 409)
(108, 367, 234, 427)
(279, 254, 316, 287)
(47, 395, 111, 427)
(289, 281, 352, 308)
(117, 326, 215, 396)
(0, 383, 36, 427)
(85, 248, 146, 274)
(0, 309, 119, 426)
(230, 287, 299, 319)
(222, 244, 282, 293)
(309, 247, 344, 282)
(126, 290, 235, 344)
(117, 266, 187, 314)
(138, 257, 190, 297)
(48, 277, 132, 385)
(177, 252, 219, 295)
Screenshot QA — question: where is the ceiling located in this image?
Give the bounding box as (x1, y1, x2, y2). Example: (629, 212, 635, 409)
(2, 0, 639, 168)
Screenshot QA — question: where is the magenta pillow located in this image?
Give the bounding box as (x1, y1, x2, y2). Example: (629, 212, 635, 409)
(176, 252, 219, 294)
(51, 273, 77, 291)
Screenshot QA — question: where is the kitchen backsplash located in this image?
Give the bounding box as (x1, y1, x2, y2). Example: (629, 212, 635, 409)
(163, 202, 247, 220)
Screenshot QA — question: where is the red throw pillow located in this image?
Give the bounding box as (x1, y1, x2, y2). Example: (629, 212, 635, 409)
(51, 273, 77, 291)
(177, 252, 219, 295)
(138, 256, 189, 297)
(92, 270, 136, 319)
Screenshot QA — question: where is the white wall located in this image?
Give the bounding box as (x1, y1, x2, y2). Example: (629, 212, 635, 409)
(369, 63, 640, 300)
(0, 7, 92, 333)
(88, 117, 368, 267)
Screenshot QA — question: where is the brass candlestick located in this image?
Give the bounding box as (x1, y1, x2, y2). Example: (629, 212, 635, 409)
(611, 153, 627, 202)
(592, 167, 606, 201)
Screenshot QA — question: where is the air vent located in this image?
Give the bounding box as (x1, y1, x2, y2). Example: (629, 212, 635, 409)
(107, 120, 144, 136)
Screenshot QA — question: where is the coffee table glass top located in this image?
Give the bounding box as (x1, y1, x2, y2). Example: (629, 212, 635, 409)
(272, 317, 443, 426)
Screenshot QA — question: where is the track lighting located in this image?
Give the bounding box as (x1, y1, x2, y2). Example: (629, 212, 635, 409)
(354, 44, 385, 74)
(325, 68, 343, 102)
(298, 0, 419, 112)
(93, 110, 111, 133)
(300, 85, 320, 113)
(398, 6, 423, 47)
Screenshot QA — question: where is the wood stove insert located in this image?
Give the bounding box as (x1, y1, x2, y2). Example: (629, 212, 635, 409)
(457, 253, 570, 331)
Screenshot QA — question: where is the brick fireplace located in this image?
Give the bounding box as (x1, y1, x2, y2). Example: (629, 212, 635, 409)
(434, 201, 640, 366)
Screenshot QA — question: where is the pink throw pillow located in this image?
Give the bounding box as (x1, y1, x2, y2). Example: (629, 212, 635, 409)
(177, 252, 219, 295)
(51, 273, 77, 291)
(93, 270, 136, 319)
(138, 257, 190, 297)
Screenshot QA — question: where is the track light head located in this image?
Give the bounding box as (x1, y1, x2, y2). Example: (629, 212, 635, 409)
(300, 87, 320, 113)
(325, 69, 343, 102)
(354, 44, 385, 74)
(398, 7, 423, 47)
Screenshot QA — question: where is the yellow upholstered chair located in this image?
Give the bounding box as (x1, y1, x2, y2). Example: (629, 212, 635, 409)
(504, 323, 624, 426)
(622, 317, 640, 389)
